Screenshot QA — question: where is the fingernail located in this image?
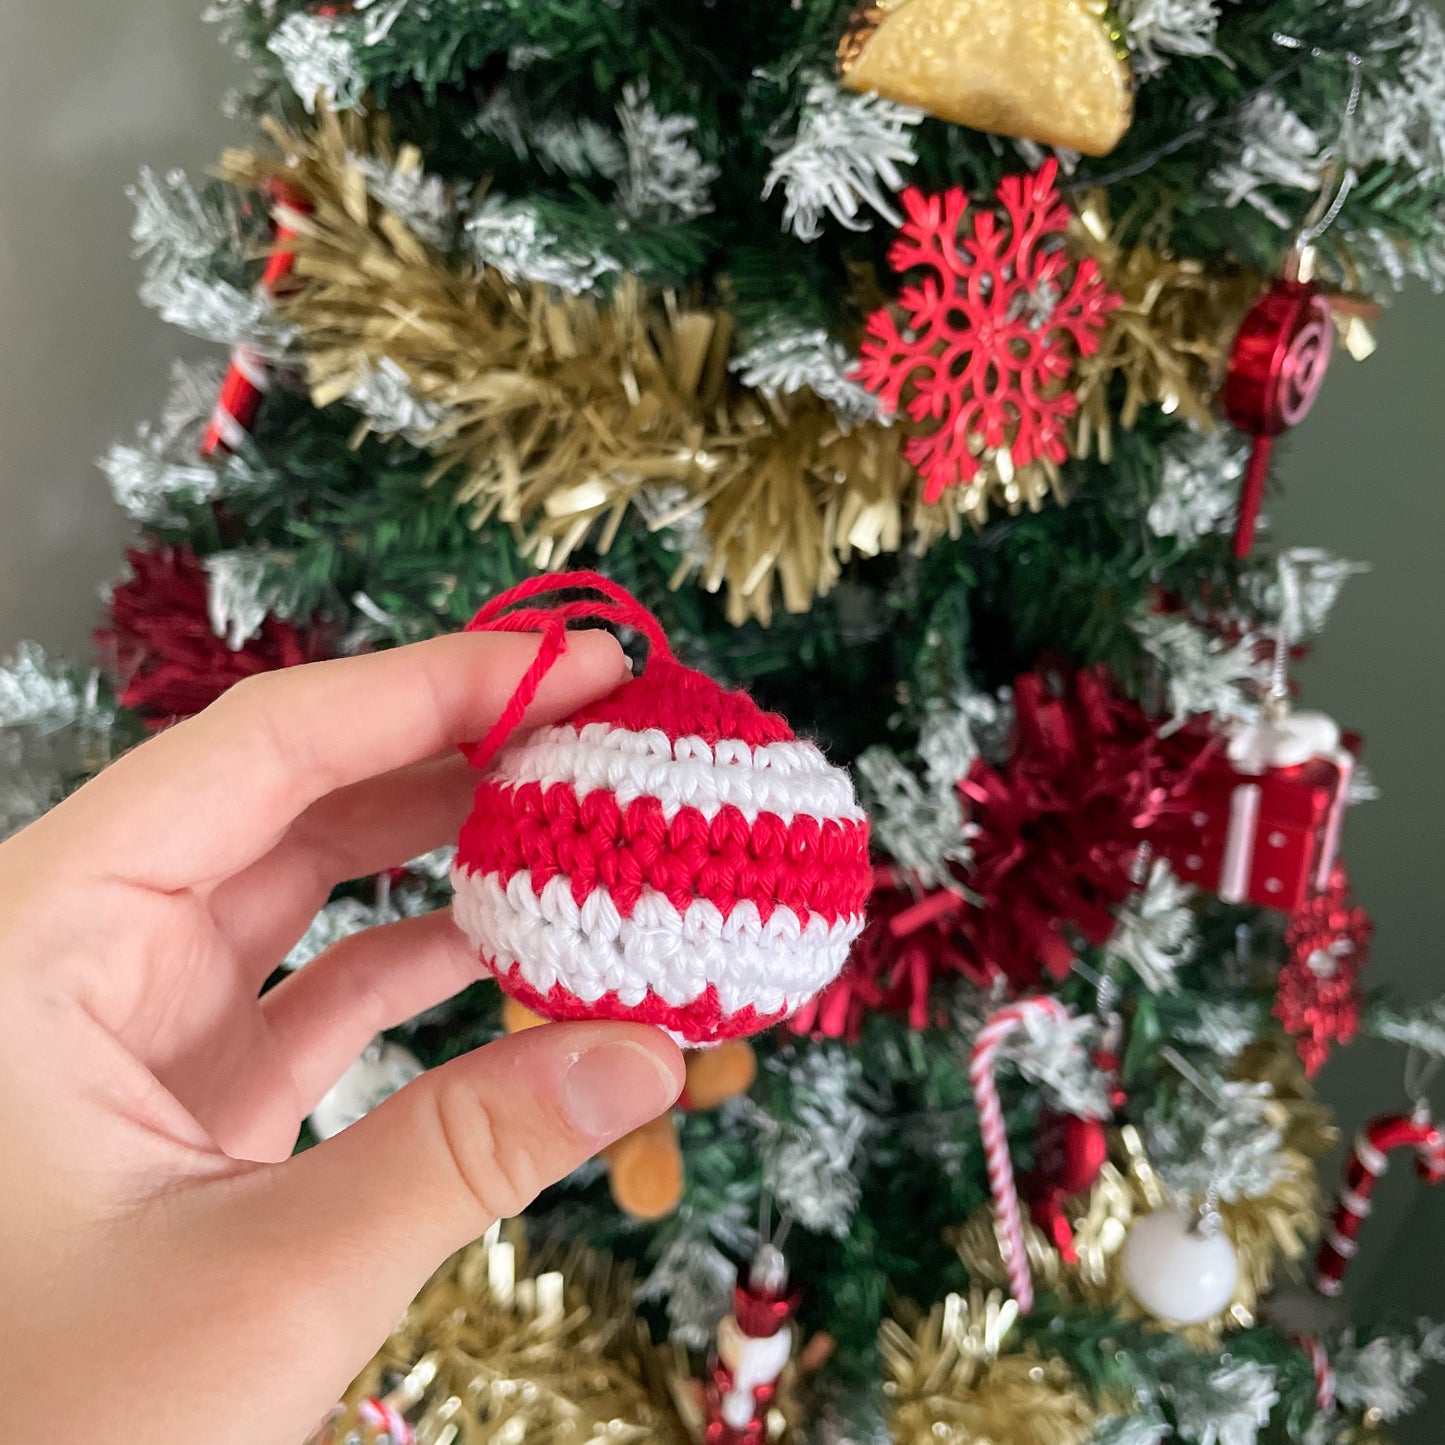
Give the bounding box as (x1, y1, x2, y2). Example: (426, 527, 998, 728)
(563, 1041, 681, 1141)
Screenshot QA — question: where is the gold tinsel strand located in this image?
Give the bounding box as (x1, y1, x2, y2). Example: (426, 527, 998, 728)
(954, 1039, 1334, 1342)
(881, 1289, 1098, 1445)
(223, 113, 1261, 624)
(1069, 194, 1264, 460)
(313, 1225, 693, 1445)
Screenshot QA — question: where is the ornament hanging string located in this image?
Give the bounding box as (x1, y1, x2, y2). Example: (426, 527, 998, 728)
(1063, 38, 1358, 196)
(460, 571, 671, 770)
(970, 996, 1071, 1313)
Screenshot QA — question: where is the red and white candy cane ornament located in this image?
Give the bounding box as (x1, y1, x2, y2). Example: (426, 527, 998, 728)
(1315, 1108, 1445, 1295)
(200, 179, 311, 458)
(1222, 248, 1334, 558)
(1297, 1335, 1336, 1413)
(970, 995, 1070, 1312)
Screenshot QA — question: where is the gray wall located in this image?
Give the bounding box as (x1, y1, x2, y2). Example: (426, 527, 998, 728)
(0, 0, 235, 649)
(2, 0, 1443, 1425)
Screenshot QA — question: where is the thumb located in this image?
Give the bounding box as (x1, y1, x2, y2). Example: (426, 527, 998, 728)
(190, 1022, 683, 1442)
(293, 1020, 684, 1252)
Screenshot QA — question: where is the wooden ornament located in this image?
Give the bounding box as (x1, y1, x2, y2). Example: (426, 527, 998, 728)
(680, 1039, 758, 1111)
(604, 1115, 687, 1221)
(838, 0, 1133, 157)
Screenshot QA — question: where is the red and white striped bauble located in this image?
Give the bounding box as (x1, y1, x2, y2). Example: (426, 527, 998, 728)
(450, 574, 872, 1046)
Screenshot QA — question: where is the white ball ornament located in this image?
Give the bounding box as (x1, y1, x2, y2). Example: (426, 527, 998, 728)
(1121, 1208, 1240, 1325)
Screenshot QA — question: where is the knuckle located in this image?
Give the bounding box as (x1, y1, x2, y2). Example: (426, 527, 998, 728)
(430, 1075, 547, 1223)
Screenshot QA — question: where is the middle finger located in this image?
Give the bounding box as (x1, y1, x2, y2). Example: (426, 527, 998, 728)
(210, 753, 475, 973)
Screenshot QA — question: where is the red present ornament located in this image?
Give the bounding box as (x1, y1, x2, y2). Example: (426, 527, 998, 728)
(1152, 708, 1356, 914)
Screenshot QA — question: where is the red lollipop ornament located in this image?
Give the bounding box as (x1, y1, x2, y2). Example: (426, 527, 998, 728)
(1222, 248, 1335, 558)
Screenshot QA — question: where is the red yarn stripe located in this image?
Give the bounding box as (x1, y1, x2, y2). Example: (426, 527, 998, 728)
(490, 962, 790, 1044)
(456, 779, 872, 926)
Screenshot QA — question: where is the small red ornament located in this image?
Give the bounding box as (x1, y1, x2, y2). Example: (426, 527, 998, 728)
(1024, 1109, 1110, 1264)
(1222, 250, 1335, 557)
(852, 160, 1119, 504)
(1151, 708, 1356, 915)
(705, 1245, 799, 1445)
(1316, 1107, 1445, 1296)
(1275, 864, 1371, 1076)
(201, 180, 312, 458)
(96, 545, 325, 728)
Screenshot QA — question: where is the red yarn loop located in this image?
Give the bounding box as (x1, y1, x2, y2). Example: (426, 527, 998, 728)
(461, 571, 673, 770)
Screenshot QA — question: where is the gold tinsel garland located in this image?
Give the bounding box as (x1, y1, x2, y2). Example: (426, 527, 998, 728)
(313, 1225, 693, 1445)
(954, 1038, 1334, 1341)
(1069, 196, 1264, 458)
(881, 1288, 1098, 1445)
(224, 111, 1261, 624)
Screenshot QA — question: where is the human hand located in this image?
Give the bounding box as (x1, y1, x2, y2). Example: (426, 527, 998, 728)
(0, 632, 685, 1444)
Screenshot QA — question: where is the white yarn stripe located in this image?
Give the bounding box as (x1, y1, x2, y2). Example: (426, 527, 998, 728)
(968, 997, 1070, 1315)
(1317, 1275, 1343, 1296)
(488, 722, 866, 825)
(451, 865, 860, 1019)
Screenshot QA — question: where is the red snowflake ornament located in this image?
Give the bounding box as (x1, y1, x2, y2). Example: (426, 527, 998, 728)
(1275, 864, 1372, 1076)
(853, 161, 1119, 505)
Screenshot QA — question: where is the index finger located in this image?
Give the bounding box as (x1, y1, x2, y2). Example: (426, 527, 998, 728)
(43, 628, 627, 889)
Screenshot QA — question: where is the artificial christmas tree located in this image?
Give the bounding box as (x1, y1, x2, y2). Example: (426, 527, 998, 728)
(4, 0, 1445, 1439)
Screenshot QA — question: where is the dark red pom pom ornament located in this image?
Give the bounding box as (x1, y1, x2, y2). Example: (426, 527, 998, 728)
(450, 573, 872, 1046)
(1222, 248, 1335, 558)
(97, 544, 325, 728)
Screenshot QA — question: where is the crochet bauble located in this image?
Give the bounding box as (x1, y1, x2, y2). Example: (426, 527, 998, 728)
(450, 573, 872, 1045)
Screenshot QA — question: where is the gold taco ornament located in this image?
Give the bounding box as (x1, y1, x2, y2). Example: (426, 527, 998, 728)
(838, 0, 1133, 156)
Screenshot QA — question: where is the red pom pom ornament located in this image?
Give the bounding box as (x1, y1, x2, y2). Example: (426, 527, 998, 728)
(450, 573, 872, 1045)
